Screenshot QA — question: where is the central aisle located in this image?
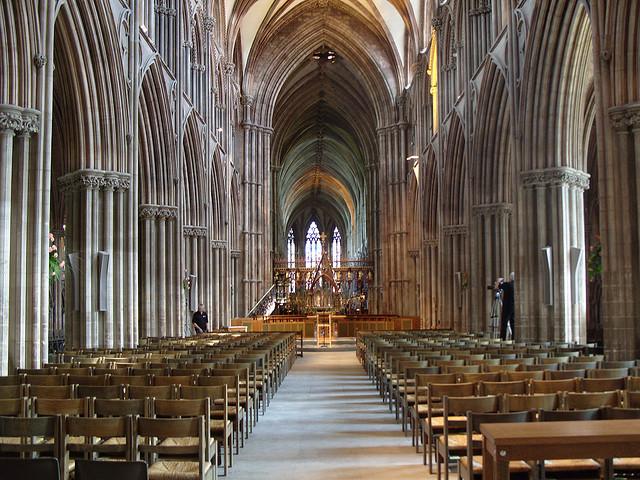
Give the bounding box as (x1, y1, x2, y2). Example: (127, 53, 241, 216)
(230, 351, 429, 480)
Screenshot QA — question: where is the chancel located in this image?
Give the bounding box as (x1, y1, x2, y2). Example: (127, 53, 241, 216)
(1, 0, 639, 479)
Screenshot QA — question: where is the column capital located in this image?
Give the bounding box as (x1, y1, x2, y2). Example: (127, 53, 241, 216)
(183, 225, 207, 237)
(471, 202, 512, 218)
(139, 204, 178, 219)
(0, 104, 40, 135)
(442, 224, 468, 236)
(609, 102, 640, 132)
(211, 240, 227, 249)
(520, 166, 590, 190)
(58, 169, 131, 193)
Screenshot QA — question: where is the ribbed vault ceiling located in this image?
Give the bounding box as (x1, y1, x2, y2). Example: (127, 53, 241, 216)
(225, 0, 425, 256)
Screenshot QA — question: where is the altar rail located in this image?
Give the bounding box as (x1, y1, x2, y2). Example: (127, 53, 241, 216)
(231, 314, 421, 338)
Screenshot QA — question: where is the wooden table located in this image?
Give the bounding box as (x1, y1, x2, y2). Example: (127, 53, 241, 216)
(481, 420, 640, 480)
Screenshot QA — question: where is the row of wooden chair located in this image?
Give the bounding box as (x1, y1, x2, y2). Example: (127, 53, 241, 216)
(0, 413, 214, 480)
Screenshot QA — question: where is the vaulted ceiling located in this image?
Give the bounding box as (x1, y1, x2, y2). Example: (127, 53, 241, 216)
(222, 0, 431, 256)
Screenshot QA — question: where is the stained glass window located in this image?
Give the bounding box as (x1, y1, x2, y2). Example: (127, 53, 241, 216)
(332, 227, 341, 267)
(305, 221, 321, 268)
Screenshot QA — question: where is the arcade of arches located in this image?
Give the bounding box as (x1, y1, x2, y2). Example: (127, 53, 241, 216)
(1, 0, 639, 374)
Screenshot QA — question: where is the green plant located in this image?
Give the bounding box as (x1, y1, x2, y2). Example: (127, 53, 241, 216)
(49, 233, 64, 281)
(588, 238, 602, 281)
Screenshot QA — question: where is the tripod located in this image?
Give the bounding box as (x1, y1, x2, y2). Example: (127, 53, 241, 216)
(489, 290, 502, 340)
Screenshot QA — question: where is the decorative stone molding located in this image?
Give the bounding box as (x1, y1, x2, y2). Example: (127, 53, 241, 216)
(408, 250, 420, 259)
(472, 203, 512, 218)
(222, 62, 235, 76)
(609, 103, 640, 131)
(0, 104, 40, 134)
(241, 95, 255, 107)
(203, 16, 216, 32)
(469, 2, 491, 16)
(520, 167, 590, 190)
(191, 63, 206, 72)
(443, 225, 468, 236)
(139, 204, 178, 219)
(431, 17, 443, 31)
(58, 169, 131, 193)
(211, 240, 227, 249)
(183, 225, 207, 237)
(423, 239, 438, 247)
(230, 250, 241, 258)
(33, 54, 47, 69)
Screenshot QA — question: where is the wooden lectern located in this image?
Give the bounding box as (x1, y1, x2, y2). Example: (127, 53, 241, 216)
(315, 313, 332, 347)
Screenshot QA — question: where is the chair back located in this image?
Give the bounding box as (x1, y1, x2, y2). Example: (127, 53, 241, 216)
(93, 398, 146, 417)
(74, 459, 146, 480)
(25, 374, 67, 386)
(530, 378, 578, 394)
(28, 385, 75, 399)
(480, 380, 528, 396)
(581, 377, 626, 392)
(502, 393, 559, 412)
(0, 398, 28, 416)
(504, 371, 544, 381)
(127, 385, 173, 400)
(0, 458, 60, 480)
(110, 375, 148, 387)
(0, 375, 25, 386)
(0, 416, 58, 457)
(564, 391, 621, 410)
(545, 369, 586, 380)
(33, 398, 89, 416)
(152, 375, 194, 387)
(539, 408, 601, 421)
(601, 406, 640, 420)
(77, 385, 123, 399)
(0, 385, 25, 399)
(63, 416, 132, 461)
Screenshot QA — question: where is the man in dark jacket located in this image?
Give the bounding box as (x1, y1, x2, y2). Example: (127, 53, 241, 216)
(497, 277, 515, 340)
(192, 304, 208, 334)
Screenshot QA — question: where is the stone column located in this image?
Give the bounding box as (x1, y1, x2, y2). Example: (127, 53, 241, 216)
(518, 167, 590, 343)
(605, 103, 640, 358)
(470, 203, 512, 333)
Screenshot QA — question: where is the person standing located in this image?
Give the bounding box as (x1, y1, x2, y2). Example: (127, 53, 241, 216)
(192, 304, 208, 334)
(497, 276, 515, 340)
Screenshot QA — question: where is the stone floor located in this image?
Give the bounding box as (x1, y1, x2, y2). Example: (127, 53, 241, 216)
(229, 351, 431, 480)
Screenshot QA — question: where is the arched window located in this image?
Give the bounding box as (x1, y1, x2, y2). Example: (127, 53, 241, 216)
(305, 221, 321, 268)
(332, 227, 341, 267)
(287, 228, 295, 268)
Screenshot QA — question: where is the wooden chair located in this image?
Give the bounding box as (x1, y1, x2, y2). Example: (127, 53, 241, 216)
(409, 373, 457, 454)
(18, 368, 55, 376)
(137, 416, 213, 480)
(57, 367, 93, 376)
(525, 363, 559, 372)
(600, 361, 635, 369)
(0, 385, 25, 399)
(503, 371, 543, 381)
(68, 374, 109, 386)
(28, 385, 75, 399)
(436, 395, 499, 480)
(586, 367, 629, 378)
(25, 374, 67, 386)
(93, 367, 130, 376)
(198, 375, 244, 452)
(479, 380, 528, 396)
(180, 385, 232, 476)
(74, 459, 147, 480)
(599, 407, 640, 477)
(581, 377, 626, 392)
(628, 376, 640, 391)
(110, 375, 149, 387)
(564, 391, 621, 410)
(485, 364, 518, 373)
(458, 410, 532, 480)
(0, 375, 25, 386)
(0, 458, 60, 480)
(33, 398, 89, 417)
(545, 369, 586, 380)
(0, 416, 59, 476)
(60, 416, 135, 480)
(530, 378, 578, 394)
(424, 382, 476, 472)
(537, 408, 602, 478)
(625, 391, 640, 408)
(152, 398, 216, 465)
(398, 366, 439, 431)
(77, 385, 123, 400)
(93, 398, 147, 417)
(127, 385, 174, 400)
(210, 366, 252, 436)
(564, 361, 597, 370)
(502, 393, 560, 412)
(152, 375, 194, 387)
(442, 365, 481, 375)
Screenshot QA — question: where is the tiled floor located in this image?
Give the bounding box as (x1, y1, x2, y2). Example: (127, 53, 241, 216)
(229, 351, 431, 479)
